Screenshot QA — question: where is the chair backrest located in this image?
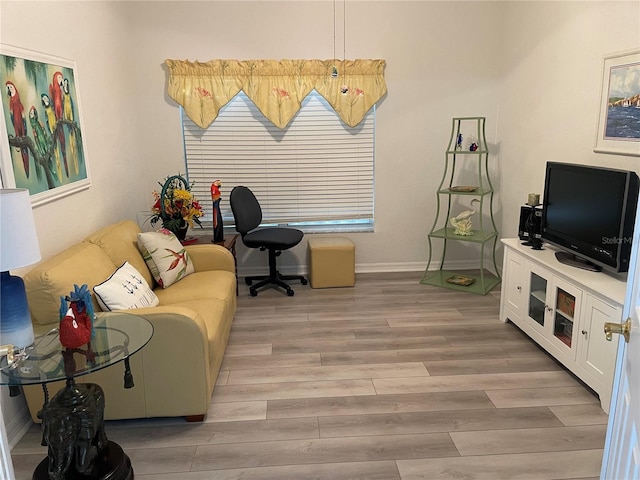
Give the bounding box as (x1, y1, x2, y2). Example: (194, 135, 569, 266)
(230, 186, 263, 235)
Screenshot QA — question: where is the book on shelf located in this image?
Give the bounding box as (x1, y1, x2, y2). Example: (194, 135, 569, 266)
(556, 290, 575, 318)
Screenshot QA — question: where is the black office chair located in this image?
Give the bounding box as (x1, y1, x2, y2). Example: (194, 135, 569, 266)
(230, 186, 307, 296)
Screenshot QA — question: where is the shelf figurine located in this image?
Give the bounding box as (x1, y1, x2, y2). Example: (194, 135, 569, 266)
(450, 199, 480, 236)
(466, 135, 479, 151)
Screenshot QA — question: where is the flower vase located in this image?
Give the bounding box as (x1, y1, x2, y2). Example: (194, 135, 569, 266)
(165, 220, 189, 241)
(213, 199, 224, 243)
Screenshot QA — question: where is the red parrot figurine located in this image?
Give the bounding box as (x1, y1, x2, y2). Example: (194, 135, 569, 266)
(211, 180, 224, 243)
(211, 180, 221, 205)
(59, 284, 95, 349)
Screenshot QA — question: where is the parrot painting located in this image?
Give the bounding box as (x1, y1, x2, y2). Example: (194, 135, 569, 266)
(49, 71, 68, 177)
(41, 93, 63, 182)
(62, 77, 79, 175)
(5, 81, 30, 178)
(28, 106, 49, 159)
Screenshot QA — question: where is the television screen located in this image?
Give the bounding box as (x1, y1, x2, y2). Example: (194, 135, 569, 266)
(541, 162, 639, 273)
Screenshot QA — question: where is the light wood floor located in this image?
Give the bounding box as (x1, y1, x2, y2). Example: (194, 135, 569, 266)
(11, 273, 608, 480)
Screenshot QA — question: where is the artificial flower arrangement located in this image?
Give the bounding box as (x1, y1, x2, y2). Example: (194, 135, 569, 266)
(149, 174, 204, 236)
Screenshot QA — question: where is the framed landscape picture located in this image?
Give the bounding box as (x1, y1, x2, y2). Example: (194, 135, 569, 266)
(594, 49, 640, 157)
(0, 44, 90, 206)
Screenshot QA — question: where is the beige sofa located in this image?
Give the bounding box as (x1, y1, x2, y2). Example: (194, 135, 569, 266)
(22, 220, 236, 422)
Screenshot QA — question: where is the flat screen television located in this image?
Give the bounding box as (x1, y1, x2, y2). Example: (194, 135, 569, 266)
(541, 162, 639, 273)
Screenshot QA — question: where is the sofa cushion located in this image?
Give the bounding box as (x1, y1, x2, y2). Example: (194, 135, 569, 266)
(24, 243, 117, 326)
(93, 262, 160, 311)
(153, 270, 236, 306)
(84, 220, 154, 287)
(137, 229, 194, 288)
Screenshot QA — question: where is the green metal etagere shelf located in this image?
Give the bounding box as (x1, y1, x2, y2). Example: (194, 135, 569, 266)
(420, 117, 501, 295)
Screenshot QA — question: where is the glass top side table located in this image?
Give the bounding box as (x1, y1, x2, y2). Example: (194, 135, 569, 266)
(0, 312, 153, 480)
(0, 312, 153, 387)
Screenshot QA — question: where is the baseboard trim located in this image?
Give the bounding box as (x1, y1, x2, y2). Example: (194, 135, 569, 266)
(237, 260, 488, 277)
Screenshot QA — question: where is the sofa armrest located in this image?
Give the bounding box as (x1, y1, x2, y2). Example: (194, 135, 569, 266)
(120, 305, 214, 417)
(185, 243, 235, 273)
(119, 305, 208, 355)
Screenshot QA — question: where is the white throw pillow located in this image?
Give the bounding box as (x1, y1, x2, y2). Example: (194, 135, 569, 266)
(137, 229, 195, 288)
(93, 261, 159, 311)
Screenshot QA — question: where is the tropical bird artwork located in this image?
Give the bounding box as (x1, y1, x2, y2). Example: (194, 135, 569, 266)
(2, 54, 87, 193)
(41, 93, 64, 182)
(63, 77, 79, 175)
(28, 106, 49, 159)
(49, 71, 68, 177)
(5, 80, 30, 178)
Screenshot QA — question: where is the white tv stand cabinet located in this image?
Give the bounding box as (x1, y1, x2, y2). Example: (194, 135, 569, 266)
(500, 238, 627, 413)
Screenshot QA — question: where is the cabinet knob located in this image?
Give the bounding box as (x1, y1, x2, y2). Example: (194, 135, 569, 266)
(604, 317, 631, 343)
(581, 330, 587, 337)
(516, 285, 522, 292)
(545, 305, 553, 312)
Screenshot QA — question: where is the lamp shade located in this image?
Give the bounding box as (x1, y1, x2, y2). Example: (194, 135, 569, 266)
(0, 189, 40, 348)
(0, 189, 41, 271)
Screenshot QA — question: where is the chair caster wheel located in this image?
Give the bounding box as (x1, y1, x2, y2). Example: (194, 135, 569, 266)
(249, 288, 258, 297)
(286, 289, 294, 296)
(245, 278, 253, 286)
(301, 278, 308, 285)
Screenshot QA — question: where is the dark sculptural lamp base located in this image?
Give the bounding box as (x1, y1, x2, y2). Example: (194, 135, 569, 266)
(33, 441, 133, 480)
(35, 379, 133, 480)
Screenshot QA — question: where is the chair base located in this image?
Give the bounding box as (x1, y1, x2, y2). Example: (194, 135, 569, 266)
(245, 249, 307, 296)
(245, 272, 307, 297)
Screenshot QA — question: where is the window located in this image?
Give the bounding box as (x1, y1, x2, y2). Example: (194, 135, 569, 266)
(182, 90, 375, 233)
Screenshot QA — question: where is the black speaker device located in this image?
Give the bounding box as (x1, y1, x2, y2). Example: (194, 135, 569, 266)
(518, 205, 542, 242)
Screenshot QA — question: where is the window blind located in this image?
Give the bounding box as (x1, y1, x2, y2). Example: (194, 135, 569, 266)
(182, 91, 374, 230)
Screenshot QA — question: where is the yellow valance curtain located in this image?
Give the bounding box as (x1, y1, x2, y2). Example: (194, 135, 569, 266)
(164, 59, 387, 129)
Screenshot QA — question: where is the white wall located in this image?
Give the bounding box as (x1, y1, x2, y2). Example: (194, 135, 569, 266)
(0, 0, 638, 446)
(1, 0, 636, 287)
(1, 0, 508, 269)
(499, 1, 640, 243)
(0, 2, 145, 258)
(121, 0, 506, 272)
(0, 0, 142, 446)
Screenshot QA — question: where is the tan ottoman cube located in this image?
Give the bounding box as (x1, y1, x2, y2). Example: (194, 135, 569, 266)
(308, 237, 355, 288)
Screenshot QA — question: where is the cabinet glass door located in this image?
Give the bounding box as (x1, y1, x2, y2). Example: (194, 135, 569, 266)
(528, 272, 547, 327)
(553, 288, 576, 347)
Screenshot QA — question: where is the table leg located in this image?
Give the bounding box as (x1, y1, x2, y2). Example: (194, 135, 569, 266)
(213, 234, 239, 296)
(231, 241, 238, 296)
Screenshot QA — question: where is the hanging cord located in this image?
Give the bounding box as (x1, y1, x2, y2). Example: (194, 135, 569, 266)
(343, 0, 347, 82)
(332, 0, 338, 77)
(343, 0, 346, 63)
(339, 0, 349, 93)
(333, 0, 336, 63)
